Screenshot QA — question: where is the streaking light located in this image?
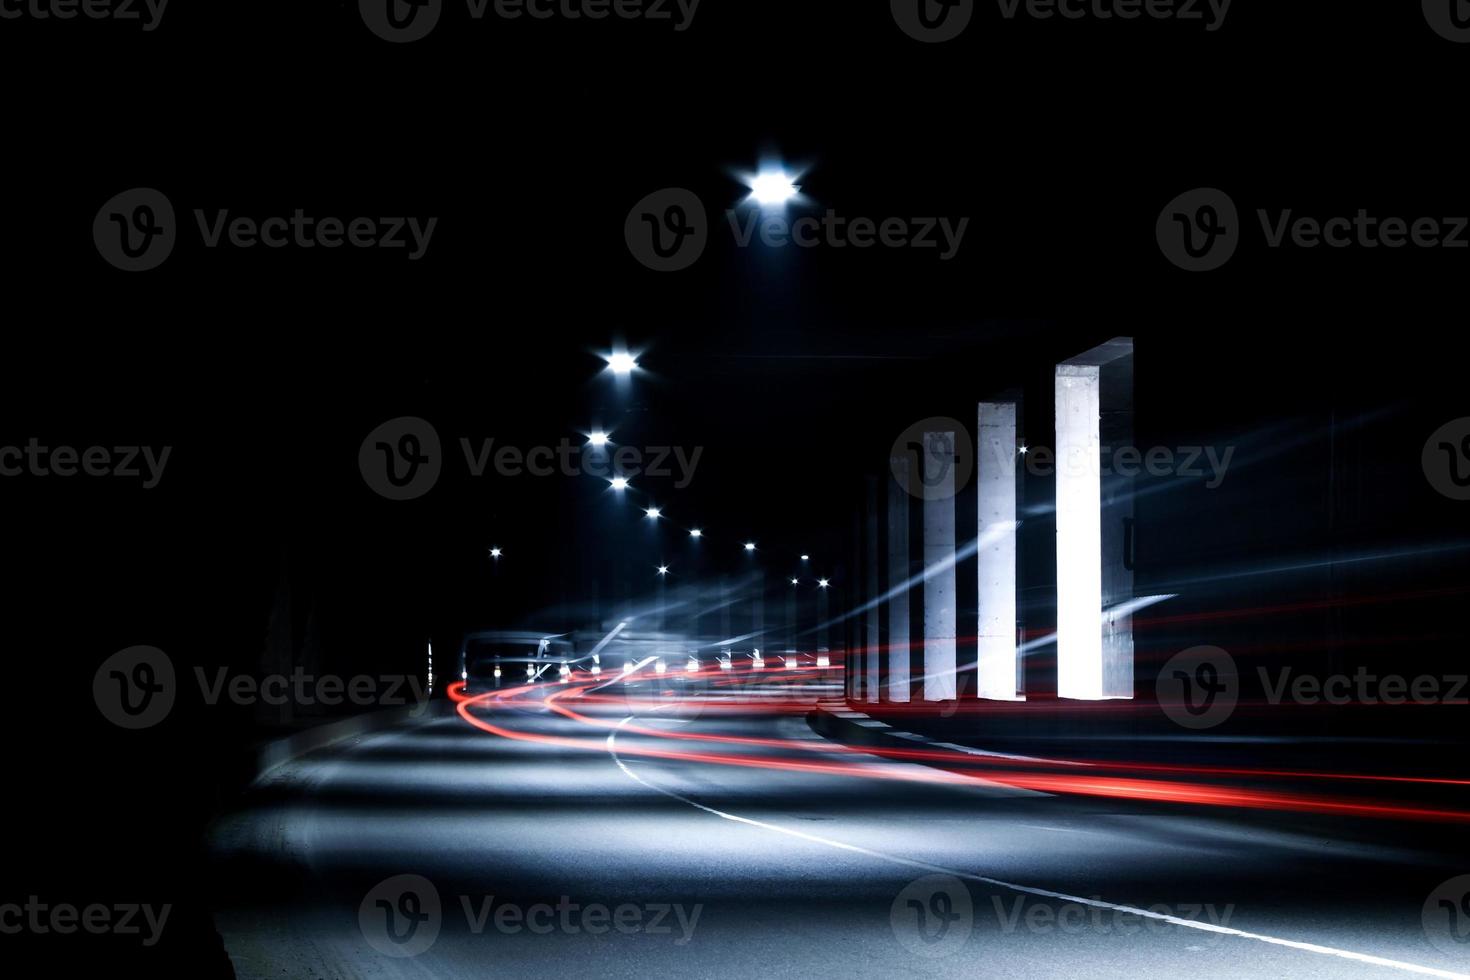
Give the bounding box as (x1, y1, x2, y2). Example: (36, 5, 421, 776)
(817, 655, 830, 668)
(654, 659, 667, 674)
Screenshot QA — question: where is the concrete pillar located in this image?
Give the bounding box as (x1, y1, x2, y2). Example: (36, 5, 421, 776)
(865, 478, 881, 702)
(977, 400, 1022, 700)
(886, 466, 911, 702)
(1055, 338, 1134, 700)
(922, 430, 958, 702)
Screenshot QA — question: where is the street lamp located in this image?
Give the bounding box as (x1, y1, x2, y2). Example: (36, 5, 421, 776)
(744, 542, 756, 552)
(610, 476, 629, 491)
(689, 528, 702, 538)
(588, 430, 611, 447)
(606, 352, 638, 375)
(645, 506, 662, 519)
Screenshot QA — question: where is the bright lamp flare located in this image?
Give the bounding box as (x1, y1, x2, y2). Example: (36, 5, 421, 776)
(750, 170, 799, 206)
(611, 477, 629, 491)
(588, 431, 610, 447)
(689, 528, 703, 538)
(744, 542, 756, 552)
(646, 507, 662, 519)
(606, 352, 638, 375)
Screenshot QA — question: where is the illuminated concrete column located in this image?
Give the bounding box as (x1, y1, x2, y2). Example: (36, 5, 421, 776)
(1055, 339, 1135, 700)
(865, 479, 882, 701)
(977, 400, 1023, 700)
(922, 430, 958, 702)
(885, 467, 911, 702)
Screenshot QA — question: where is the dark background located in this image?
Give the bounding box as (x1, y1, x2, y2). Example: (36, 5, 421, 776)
(3, 0, 1469, 972)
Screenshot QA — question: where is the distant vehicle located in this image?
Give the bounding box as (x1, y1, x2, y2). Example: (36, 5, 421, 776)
(459, 631, 574, 693)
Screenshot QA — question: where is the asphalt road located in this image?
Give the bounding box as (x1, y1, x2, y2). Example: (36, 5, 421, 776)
(206, 684, 1470, 979)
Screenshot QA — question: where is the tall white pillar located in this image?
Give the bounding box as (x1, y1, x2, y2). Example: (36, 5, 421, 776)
(922, 430, 958, 702)
(885, 467, 911, 702)
(977, 401, 1022, 700)
(1055, 338, 1134, 700)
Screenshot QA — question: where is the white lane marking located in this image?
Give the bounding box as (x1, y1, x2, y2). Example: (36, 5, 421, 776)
(607, 716, 1467, 980)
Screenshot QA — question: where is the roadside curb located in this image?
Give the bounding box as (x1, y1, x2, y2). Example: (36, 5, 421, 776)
(251, 700, 453, 784)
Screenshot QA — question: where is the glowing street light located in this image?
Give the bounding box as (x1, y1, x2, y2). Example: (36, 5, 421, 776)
(490, 547, 502, 559)
(689, 528, 703, 538)
(790, 578, 799, 586)
(744, 542, 756, 552)
(645, 506, 662, 519)
(606, 352, 638, 375)
(800, 554, 810, 561)
(818, 578, 830, 588)
(657, 565, 669, 576)
(749, 170, 800, 207)
(610, 476, 629, 491)
(588, 430, 610, 447)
